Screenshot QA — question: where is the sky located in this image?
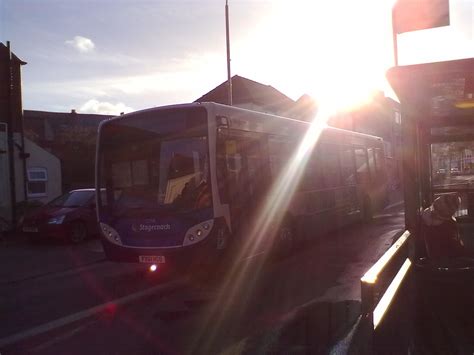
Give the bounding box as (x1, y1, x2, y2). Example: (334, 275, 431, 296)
(0, 0, 473, 115)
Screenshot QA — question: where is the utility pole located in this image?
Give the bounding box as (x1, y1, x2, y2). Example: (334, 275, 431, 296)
(391, 11, 399, 66)
(225, 0, 232, 105)
(6, 41, 17, 225)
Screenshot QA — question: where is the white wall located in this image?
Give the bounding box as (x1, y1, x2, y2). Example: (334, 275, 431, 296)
(14, 135, 62, 205)
(0, 128, 11, 222)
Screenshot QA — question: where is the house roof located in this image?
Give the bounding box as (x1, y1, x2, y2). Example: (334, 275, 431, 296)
(24, 110, 113, 128)
(287, 94, 318, 121)
(0, 42, 27, 65)
(195, 75, 295, 114)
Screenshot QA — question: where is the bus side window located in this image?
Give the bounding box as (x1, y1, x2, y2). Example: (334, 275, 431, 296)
(355, 147, 370, 183)
(226, 154, 242, 173)
(321, 144, 342, 188)
(268, 135, 294, 180)
(246, 137, 269, 199)
(300, 147, 323, 191)
(367, 148, 377, 179)
(340, 146, 356, 185)
(216, 130, 231, 203)
(218, 130, 269, 207)
(375, 148, 385, 174)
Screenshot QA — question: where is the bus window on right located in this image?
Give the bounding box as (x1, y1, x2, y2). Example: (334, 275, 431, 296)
(431, 141, 474, 190)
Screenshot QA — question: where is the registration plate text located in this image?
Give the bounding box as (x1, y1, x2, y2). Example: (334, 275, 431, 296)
(139, 255, 165, 264)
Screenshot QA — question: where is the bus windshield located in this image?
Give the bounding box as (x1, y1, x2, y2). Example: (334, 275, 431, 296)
(98, 108, 211, 216)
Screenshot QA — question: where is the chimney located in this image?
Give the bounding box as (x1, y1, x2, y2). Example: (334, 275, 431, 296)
(71, 109, 76, 114)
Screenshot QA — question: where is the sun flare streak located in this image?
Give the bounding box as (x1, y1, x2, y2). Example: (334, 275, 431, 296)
(195, 108, 333, 349)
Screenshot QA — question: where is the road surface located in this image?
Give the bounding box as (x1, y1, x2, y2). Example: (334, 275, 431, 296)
(1, 205, 404, 354)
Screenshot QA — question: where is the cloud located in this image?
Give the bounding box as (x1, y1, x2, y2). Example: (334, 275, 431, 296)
(25, 51, 224, 111)
(79, 99, 133, 115)
(65, 36, 95, 53)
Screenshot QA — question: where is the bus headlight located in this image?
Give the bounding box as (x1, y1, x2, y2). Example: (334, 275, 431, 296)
(183, 219, 214, 246)
(100, 222, 122, 245)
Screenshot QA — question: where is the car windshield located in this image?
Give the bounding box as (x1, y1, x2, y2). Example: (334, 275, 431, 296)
(49, 191, 94, 207)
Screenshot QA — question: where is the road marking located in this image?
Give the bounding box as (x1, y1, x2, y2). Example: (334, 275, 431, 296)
(1, 259, 107, 285)
(29, 322, 93, 353)
(383, 200, 404, 211)
(244, 251, 266, 261)
(373, 212, 405, 219)
(0, 279, 186, 349)
(329, 316, 362, 355)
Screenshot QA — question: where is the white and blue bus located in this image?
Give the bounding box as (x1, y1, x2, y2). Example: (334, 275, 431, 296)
(96, 102, 388, 269)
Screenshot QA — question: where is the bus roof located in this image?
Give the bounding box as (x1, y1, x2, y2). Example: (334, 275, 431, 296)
(99, 101, 383, 143)
(208, 102, 383, 142)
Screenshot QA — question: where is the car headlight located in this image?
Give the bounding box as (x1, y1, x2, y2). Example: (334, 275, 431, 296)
(48, 215, 66, 224)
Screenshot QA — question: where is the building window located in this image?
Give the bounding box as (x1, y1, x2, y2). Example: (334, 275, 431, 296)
(384, 141, 393, 158)
(27, 167, 48, 197)
(395, 111, 401, 125)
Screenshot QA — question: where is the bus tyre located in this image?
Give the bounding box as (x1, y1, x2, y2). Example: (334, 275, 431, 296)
(275, 221, 295, 257)
(70, 222, 87, 244)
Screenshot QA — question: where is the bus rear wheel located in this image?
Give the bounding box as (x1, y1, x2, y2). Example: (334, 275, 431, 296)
(275, 221, 296, 258)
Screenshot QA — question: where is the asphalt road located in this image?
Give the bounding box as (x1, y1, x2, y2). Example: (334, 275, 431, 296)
(1, 205, 404, 354)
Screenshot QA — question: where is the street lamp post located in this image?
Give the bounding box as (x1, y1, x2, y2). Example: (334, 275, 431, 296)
(225, 0, 232, 105)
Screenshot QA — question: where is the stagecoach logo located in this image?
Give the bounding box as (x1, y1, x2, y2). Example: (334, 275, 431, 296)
(131, 223, 171, 232)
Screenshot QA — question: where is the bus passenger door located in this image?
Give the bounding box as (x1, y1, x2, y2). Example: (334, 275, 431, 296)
(340, 145, 359, 222)
(355, 147, 371, 212)
(217, 130, 269, 241)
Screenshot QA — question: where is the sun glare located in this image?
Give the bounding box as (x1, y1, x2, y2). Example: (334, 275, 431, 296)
(194, 1, 400, 348)
(296, 0, 395, 112)
(194, 117, 327, 351)
(238, 0, 396, 115)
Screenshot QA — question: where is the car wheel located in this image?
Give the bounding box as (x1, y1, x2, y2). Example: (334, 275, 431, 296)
(70, 222, 87, 244)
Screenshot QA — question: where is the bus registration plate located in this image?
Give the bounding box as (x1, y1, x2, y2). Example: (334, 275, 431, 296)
(139, 255, 165, 264)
